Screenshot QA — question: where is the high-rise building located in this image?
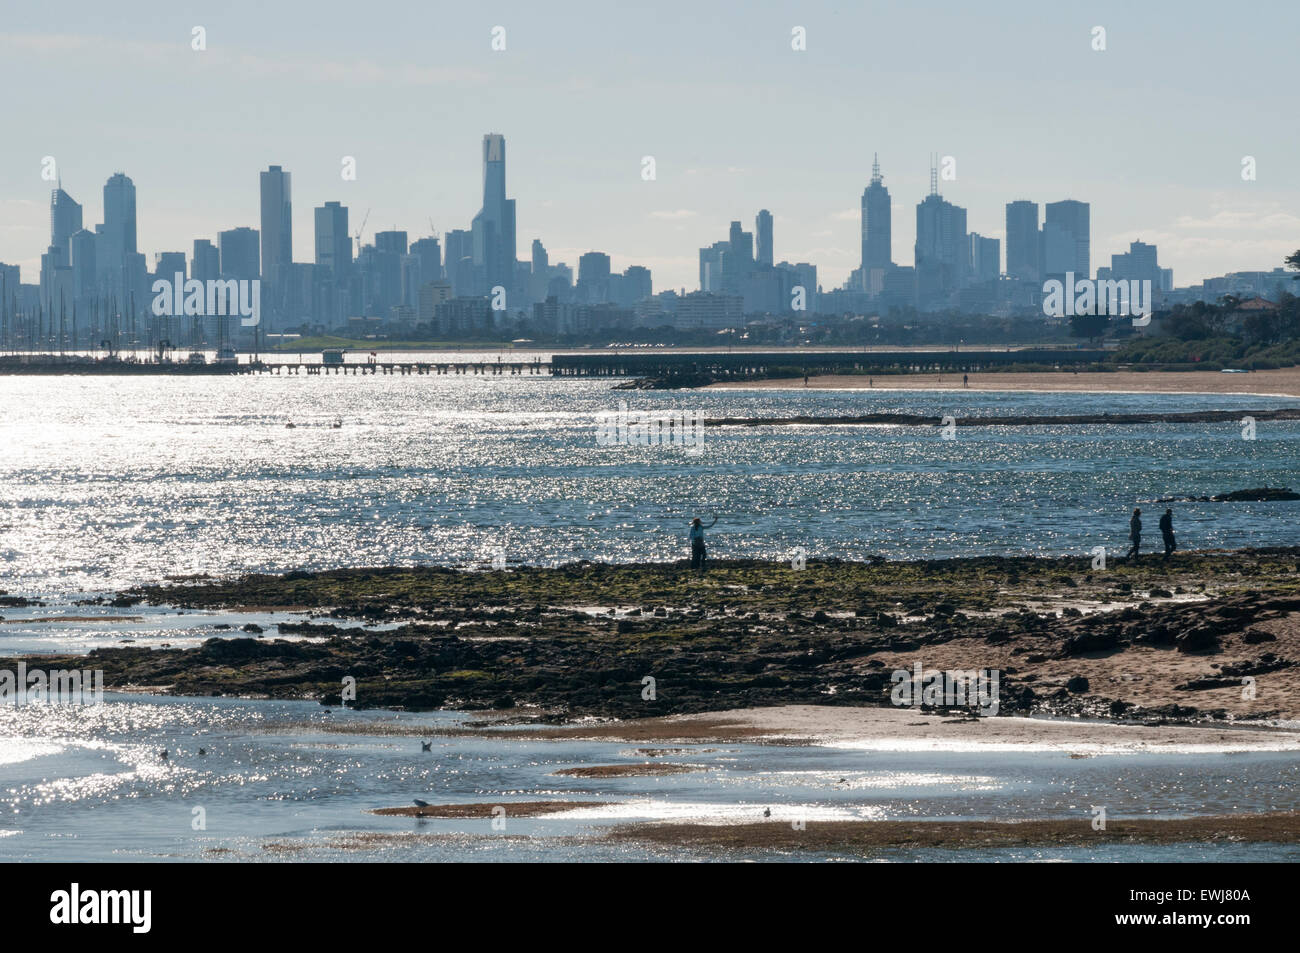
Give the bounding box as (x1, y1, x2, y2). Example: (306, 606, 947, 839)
(969, 233, 1000, 284)
(314, 202, 351, 282)
(914, 163, 968, 309)
(1043, 200, 1089, 279)
(69, 229, 96, 298)
(192, 239, 220, 281)
(577, 251, 611, 303)
(861, 154, 892, 283)
(259, 166, 292, 280)
(50, 188, 83, 257)
(755, 210, 774, 269)
(471, 133, 517, 295)
(97, 173, 138, 301)
(154, 252, 187, 281)
(218, 227, 260, 280)
(1005, 200, 1040, 281)
(1098, 240, 1161, 290)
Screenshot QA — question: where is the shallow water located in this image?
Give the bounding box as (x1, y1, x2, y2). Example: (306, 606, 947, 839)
(1, 695, 1297, 862)
(0, 374, 1295, 600)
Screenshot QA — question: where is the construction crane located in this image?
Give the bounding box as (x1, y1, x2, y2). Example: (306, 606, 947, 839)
(353, 208, 371, 255)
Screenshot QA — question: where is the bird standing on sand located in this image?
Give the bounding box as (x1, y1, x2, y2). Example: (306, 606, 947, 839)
(763, 807, 771, 818)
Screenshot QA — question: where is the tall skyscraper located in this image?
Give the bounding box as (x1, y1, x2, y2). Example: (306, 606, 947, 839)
(471, 133, 516, 295)
(861, 154, 892, 278)
(50, 187, 83, 257)
(914, 161, 968, 308)
(314, 202, 351, 282)
(1043, 200, 1089, 279)
(755, 210, 773, 269)
(1005, 201, 1040, 281)
(259, 165, 292, 280)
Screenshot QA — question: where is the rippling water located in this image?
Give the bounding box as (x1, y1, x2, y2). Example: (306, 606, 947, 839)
(2, 370, 1297, 861)
(1, 696, 1296, 862)
(0, 372, 1296, 597)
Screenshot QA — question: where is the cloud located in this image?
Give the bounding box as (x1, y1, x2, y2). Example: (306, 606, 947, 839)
(649, 209, 697, 220)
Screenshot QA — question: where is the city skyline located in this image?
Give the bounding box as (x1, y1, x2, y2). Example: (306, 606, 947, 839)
(2, 1, 1298, 294)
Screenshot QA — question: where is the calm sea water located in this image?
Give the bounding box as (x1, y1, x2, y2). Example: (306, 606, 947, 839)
(0, 370, 1296, 597)
(2, 368, 1297, 861)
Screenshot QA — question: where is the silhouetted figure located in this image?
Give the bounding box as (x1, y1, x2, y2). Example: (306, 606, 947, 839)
(1125, 508, 1142, 560)
(1159, 508, 1177, 559)
(963, 374, 969, 387)
(689, 518, 706, 571)
(421, 741, 432, 752)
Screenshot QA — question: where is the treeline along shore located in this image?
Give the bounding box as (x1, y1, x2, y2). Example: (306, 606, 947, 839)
(14, 548, 1300, 725)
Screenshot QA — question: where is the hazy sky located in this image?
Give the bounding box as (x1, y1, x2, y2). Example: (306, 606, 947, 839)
(3, 0, 1298, 293)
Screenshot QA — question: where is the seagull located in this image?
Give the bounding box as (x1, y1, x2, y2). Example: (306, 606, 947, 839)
(763, 807, 771, 818)
(413, 799, 430, 807)
(421, 741, 432, 752)
(160, 749, 168, 760)
(198, 748, 206, 756)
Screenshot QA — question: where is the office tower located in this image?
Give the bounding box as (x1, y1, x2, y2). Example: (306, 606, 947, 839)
(755, 210, 774, 269)
(1005, 201, 1040, 281)
(1043, 200, 1089, 279)
(577, 251, 611, 303)
(259, 166, 292, 279)
(471, 133, 517, 294)
(699, 241, 727, 292)
(218, 227, 260, 279)
(409, 237, 442, 281)
(50, 188, 83, 257)
(444, 228, 472, 285)
(969, 233, 1000, 284)
(97, 173, 138, 301)
(1099, 240, 1161, 289)
(531, 239, 548, 273)
(914, 162, 968, 308)
(374, 230, 408, 256)
(622, 265, 653, 304)
(727, 221, 753, 273)
(69, 229, 96, 298)
(154, 252, 186, 280)
(861, 154, 892, 279)
(314, 202, 351, 281)
(192, 239, 220, 281)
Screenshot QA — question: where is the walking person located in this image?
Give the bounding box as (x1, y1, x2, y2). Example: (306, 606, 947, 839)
(1124, 508, 1142, 560)
(1159, 508, 1177, 559)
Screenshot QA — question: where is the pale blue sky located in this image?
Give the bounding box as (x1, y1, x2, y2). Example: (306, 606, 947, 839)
(2, 0, 1297, 292)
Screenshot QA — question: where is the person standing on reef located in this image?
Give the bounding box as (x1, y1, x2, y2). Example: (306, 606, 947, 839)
(689, 515, 716, 572)
(1159, 508, 1177, 559)
(1125, 508, 1142, 560)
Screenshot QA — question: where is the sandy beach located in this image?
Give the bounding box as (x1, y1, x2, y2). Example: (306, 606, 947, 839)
(710, 367, 1300, 399)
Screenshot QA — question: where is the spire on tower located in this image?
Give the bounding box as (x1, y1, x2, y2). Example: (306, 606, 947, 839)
(929, 153, 939, 196)
(870, 153, 882, 185)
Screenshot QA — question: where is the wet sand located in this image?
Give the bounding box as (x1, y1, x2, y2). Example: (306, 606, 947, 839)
(370, 800, 609, 818)
(710, 367, 1300, 399)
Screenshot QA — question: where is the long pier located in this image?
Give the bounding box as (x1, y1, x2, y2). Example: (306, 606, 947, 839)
(250, 360, 551, 376)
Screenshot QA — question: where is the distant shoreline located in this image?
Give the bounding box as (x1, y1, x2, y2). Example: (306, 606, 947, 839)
(709, 366, 1300, 400)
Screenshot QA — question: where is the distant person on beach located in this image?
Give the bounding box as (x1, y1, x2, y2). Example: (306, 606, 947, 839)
(689, 518, 706, 571)
(1159, 508, 1177, 559)
(689, 515, 717, 572)
(963, 374, 968, 387)
(1125, 508, 1142, 560)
